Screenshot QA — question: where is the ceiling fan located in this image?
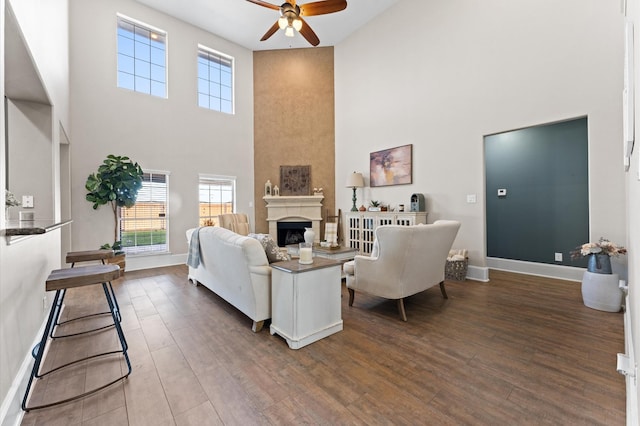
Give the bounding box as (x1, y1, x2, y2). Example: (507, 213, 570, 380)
(246, 0, 347, 47)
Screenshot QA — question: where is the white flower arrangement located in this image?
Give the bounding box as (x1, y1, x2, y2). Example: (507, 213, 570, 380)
(5, 190, 21, 208)
(571, 237, 627, 259)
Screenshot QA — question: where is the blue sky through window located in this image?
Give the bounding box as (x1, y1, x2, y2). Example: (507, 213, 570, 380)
(197, 47, 233, 114)
(117, 16, 166, 98)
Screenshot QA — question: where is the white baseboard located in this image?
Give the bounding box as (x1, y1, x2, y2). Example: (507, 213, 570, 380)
(0, 317, 49, 426)
(466, 265, 489, 282)
(623, 291, 638, 426)
(126, 253, 187, 272)
(486, 257, 584, 282)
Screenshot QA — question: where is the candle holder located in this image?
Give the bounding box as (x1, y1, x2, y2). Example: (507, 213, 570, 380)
(298, 242, 313, 265)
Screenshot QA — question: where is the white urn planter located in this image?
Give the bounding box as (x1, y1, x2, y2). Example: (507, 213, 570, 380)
(581, 271, 623, 312)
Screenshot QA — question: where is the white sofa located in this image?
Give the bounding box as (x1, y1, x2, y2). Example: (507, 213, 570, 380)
(186, 226, 272, 332)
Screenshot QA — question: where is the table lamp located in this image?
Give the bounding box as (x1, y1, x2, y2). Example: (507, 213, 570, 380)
(346, 172, 364, 212)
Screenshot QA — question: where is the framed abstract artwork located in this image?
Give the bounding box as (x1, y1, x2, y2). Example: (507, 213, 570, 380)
(280, 165, 311, 195)
(370, 144, 413, 187)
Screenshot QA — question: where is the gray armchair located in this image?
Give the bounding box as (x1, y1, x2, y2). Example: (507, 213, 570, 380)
(343, 220, 461, 321)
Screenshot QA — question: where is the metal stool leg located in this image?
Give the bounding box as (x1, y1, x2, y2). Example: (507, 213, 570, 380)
(22, 290, 62, 410)
(22, 267, 131, 412)
(102, 282, 131, 367)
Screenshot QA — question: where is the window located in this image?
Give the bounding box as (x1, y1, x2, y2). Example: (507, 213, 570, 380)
(197, 45, 234, 114)
(199, 176, 235, 226)
(120, 172, 169, 255)
(117, 15, 167, 97)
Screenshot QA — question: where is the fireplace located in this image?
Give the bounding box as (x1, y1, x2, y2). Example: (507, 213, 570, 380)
(276, 221, 312, 247)
(264, 195, 323, 247)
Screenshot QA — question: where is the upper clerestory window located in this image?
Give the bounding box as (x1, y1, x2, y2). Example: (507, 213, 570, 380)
(197, 45, 234, 114)
(117, 15, 167, 98)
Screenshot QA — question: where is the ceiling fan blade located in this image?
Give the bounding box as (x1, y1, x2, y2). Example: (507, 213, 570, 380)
(260, 20, 281, 41)
(299, 0, 347, 17)
(246, 0, 280, 11)
(298, 17, 320, 46)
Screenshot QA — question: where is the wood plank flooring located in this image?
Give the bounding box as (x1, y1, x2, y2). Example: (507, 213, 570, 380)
(21, 266, 625, 425)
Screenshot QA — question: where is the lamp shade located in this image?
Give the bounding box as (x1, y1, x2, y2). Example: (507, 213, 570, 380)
(346, 172, 364, 188)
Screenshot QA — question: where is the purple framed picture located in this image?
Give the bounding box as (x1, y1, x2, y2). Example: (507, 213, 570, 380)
(370, 144, 412, 187)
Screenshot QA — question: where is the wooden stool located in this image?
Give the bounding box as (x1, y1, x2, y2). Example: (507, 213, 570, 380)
(66, 249, 114, 266)
(50, 249, 118, 338)
(22, 264, 131, 412)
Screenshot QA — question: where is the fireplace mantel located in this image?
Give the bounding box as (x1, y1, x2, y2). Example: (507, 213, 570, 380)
(264, 195, 323, 245)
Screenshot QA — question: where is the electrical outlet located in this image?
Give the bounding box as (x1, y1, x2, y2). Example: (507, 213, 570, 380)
(555, 252, 563, 262)
(22, 195, 34, 208)
(42, 296, 47, 312)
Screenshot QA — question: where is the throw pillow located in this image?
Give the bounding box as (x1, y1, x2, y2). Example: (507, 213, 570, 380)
(248, 233, 290, 263)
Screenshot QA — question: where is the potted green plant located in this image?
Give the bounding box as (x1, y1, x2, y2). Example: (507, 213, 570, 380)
(369, 200, 381, 212)
(85, 155, 144, 274)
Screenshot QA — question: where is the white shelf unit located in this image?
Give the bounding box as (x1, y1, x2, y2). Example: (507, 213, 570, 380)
(345, 211, 428, 255)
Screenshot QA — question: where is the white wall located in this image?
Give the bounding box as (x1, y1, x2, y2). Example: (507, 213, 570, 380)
(6, 100, 54, 221)
(626, 0, 640, 421)
(335, 0, 625, 275)
(9, 0, 69, 128)
(0, 0, 68, 423)
(69, 0, 254, 264)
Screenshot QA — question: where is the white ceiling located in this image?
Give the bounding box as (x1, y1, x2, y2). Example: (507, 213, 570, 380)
(134, 0, 398, 51)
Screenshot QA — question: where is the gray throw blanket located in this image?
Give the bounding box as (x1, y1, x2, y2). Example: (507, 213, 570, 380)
(186, 227, 202, 268)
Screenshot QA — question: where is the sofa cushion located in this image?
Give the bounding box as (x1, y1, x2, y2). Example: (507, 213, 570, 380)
(248, 233, 290, 263)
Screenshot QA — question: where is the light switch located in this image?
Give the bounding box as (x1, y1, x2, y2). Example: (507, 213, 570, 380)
(466, 194, 477, 204)
(22, 195, 34, 208)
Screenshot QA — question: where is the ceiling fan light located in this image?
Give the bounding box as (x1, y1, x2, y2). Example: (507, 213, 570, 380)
(285, 26, 294, 37)
(278, 16, 288, 30)
(293, 18, 302, 31)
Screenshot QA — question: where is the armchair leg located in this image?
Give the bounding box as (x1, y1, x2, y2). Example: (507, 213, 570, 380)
(439, 281, 448, 299)
(348, 288, 355, 306)
(397, 298, 407, 322)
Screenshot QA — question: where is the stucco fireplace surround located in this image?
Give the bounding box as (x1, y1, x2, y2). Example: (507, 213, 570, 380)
(264, 195, 323, 246)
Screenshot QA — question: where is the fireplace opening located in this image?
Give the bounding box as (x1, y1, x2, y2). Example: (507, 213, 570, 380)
(277, 221, 311, 247)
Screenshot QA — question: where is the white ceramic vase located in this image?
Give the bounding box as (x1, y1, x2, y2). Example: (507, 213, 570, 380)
(304, 227, 315, 245)
(581, 271, 623, 312)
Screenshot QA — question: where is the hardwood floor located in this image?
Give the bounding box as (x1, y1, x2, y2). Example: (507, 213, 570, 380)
(21, 266, 625, 425)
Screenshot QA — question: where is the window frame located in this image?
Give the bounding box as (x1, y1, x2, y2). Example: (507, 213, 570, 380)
(116, 14, 168, 98)
(119, 170, 170, 256)
(197, 44, 235, 114)
(198, 174, 236, 227)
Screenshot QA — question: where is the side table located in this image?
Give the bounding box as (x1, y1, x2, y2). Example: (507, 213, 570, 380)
(270, 258, 343, 349)
(286, 244, 357, 279)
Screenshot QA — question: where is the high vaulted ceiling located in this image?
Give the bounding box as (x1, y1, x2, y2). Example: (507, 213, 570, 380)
(134, 0, 398, 51)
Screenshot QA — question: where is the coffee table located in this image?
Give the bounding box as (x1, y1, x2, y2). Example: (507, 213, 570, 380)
(286, 244, 357, 262)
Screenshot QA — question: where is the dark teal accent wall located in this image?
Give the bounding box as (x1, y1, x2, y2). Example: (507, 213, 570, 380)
(485, 117, 589, 266)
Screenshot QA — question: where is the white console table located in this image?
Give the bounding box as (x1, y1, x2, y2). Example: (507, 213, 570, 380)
(344, 211, 427, 255)
(270, 258, 343, 349)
